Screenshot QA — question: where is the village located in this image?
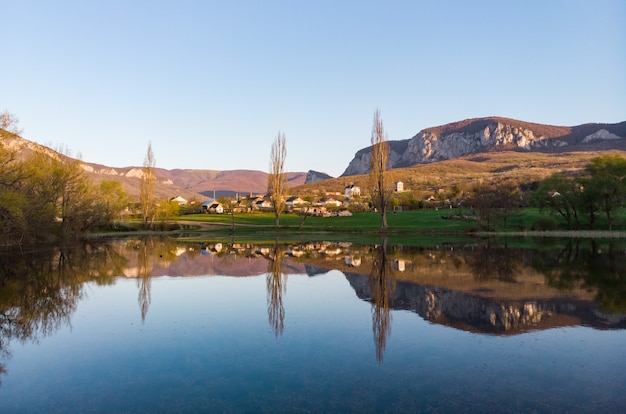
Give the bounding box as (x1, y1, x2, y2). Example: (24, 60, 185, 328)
(168, 182, 411, 217)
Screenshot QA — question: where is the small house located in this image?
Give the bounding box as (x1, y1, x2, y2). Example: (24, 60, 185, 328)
(170, 195, 188, 205)
(286, 196, 307, 208)
(345, 184, 361, 197)
(201, 199, 224, 214)
(252, 197, 273, 210)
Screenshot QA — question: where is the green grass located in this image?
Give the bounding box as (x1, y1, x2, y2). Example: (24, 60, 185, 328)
(500, 207, 626, 232)
(176, 210, 476, 234)
(114, 208, 626, 246)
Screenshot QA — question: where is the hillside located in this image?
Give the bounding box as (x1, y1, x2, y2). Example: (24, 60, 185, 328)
(1, 132, 308, 200)
(342, 117, 626, 176)
(294, 149, 626, 198)
(3, 116, 626, 201)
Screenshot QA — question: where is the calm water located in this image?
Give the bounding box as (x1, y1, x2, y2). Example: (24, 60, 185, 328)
(1, 238, 625, 413)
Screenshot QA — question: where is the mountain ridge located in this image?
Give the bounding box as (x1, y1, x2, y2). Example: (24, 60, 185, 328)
(342, 117, 626, 176)
(4, 116, 626, 199)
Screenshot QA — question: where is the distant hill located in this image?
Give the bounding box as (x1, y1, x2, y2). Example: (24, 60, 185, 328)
(342, 117, 626, 176)
(1, 133, 311, 200)
(4, 115, 626, 200)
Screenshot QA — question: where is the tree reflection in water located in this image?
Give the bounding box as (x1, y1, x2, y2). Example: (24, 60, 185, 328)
(533, 239, 626, 314)
(266, 241, 287, 337)
(369, 237, 396, 363)
(0, 242, 125, 385)
(465, 242, 524, 282)
(127, 237, 182, 322)
(136, 239, 153, 323)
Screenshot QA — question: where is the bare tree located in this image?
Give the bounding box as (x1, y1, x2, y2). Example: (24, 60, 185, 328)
(268, 132, 287, 228)
(369, 109, 393, 230)
(0, 110, 23, 135)
(139, 142, 156, 228)
(369, 237, 395, 362)
(266, 240, 287, 337)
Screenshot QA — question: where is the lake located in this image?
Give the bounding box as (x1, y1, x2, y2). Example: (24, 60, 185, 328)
(1, 237, 625, 413)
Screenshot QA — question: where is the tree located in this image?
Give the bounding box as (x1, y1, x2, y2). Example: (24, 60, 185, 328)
(218, 196, 237, 232)
(268, 132, 287, 229)
(99, 180, 130, 227)
(467, 182, 498, 230)
(155, 198, 180, 228)
(139, 142, 156, 229)
(531, 174, 581, 229)
(369, 237, 395, 362)
(369, 109, 393, 230)
(0, 110, 23, 135)
(584, 155, 626, 230)
(266, 240, 287, 337)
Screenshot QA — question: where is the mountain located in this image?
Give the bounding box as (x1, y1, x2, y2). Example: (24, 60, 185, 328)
(342, 117, 626, 176)
(5, 115, 626, 198)
(80, 164, 313, 201)
(1, 132, 312, 200)
(304, 170, 333, 184)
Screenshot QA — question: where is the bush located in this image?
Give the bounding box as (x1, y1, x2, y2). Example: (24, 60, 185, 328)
(531, 216, 559, 231)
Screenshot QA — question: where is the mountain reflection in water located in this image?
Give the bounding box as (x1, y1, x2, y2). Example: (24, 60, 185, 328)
(1, 237, 626, 413)
(1, 237, 625, 375)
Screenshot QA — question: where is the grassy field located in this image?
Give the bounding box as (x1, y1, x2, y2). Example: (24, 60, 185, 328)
(176, 209, 476, 233)
(106, 208, 626, 247)
(171, 207, 626, 235)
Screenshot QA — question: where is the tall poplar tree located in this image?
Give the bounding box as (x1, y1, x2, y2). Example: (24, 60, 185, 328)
(268, 132, 287, 229)
(369, 109, 393, 230)
(139, 142, 156, 228)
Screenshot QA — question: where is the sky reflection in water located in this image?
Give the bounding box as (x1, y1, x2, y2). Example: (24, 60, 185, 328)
(0, 239, 625, 413)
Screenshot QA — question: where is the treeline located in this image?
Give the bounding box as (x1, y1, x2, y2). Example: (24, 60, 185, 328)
(532, 155, 626, 230)
(0, 126, 129, 245)
(384, 154, 626, 231)
(460, 154, 626, 231)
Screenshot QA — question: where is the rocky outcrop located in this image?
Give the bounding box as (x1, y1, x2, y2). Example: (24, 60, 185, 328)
(345, 273, 626, 334)
(304, 170, 333, 184)
(342, 140, 408, 176)
(341, 117, 626, 176)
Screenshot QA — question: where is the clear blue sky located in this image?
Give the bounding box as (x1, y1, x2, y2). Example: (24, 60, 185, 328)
(2, 0, 625, 177)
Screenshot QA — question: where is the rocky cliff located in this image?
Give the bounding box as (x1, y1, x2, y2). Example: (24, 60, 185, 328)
(342, 117, 626, 176)
(304, 170, 333, 184)
(345, 273, 626, 334)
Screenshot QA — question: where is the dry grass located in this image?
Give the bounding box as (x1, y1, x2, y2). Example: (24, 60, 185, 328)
(295, 149, 626, 195)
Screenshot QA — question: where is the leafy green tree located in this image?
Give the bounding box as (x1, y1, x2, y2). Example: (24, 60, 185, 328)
(584, 155, 626, 230)
(155, 198, 180, 227)
(531, 174, 581, 229)
(99, 180, 130, 227)
(0, 112, 123, 244)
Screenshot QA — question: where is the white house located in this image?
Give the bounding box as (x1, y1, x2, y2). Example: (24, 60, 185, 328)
(316, 197, 342, 207)
(201, 199, 224, 214)
(170, 195, 188, 205)
(394, 259, 406, 271)
(394, 181, 404, 192)
(252, 198, 273, 210)
(345, 184, 361, 197)
(286, 196, 307, 208)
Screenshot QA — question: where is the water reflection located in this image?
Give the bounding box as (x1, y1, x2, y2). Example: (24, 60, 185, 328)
(1, 237, 625, 381)
(465, 242, 524, 282)
(369, 237, 396, 362)
(136, 239, 153, 322)
(0, 243, 124, 383)
(266, 240, 287, 337)
(534, 239, 626, 314)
